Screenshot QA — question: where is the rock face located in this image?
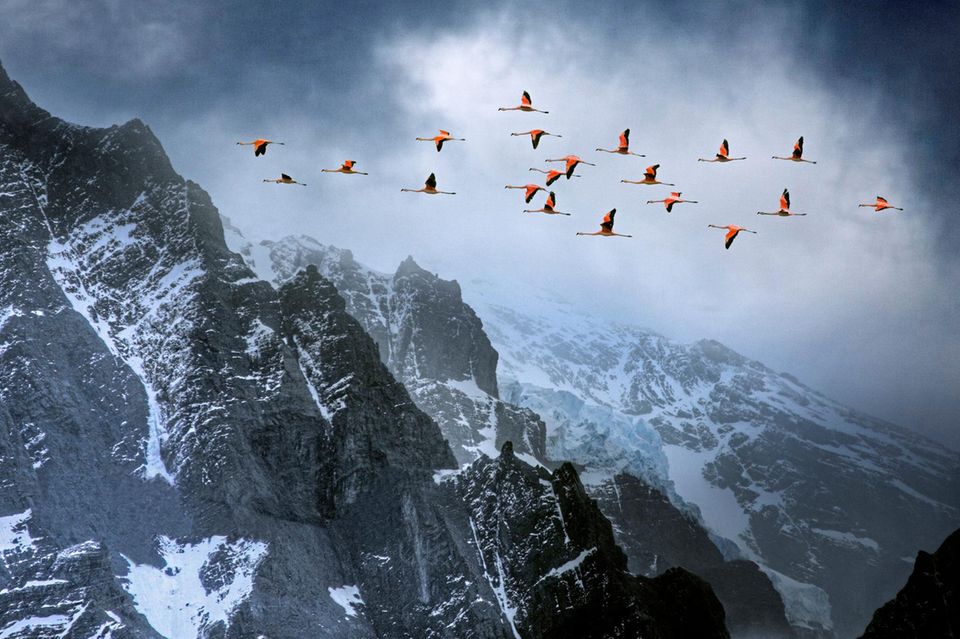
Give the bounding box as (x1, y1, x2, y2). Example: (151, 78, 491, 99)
(858, 528, 960, 639)
(224, 232, 547, 466)
(0, 59, 731, 638)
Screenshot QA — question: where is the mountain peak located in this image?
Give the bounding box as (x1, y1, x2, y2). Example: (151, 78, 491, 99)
(0, 58, 49, 127)
(395, 254, 429, 278)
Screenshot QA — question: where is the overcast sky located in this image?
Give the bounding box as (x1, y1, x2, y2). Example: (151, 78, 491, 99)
(2, 0, 957, 448)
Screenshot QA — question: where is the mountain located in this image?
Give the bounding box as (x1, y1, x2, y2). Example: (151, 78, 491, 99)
(858, 527, 960, 638)
(464, 279, 960, 639)
(229, 233, 960, 639)
(223, 233, 795, 639)
(0, 59, 731, 638)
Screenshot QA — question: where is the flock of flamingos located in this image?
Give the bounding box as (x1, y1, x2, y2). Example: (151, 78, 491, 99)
(241, 90, 903, 250)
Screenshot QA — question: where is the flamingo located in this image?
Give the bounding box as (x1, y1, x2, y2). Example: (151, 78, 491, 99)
(511, 129, 561, 149)
(321, 160, 368, 175)
(545, 155, 595, 179)
(577, 209, 631, 237)
(647, 192, 698, 213)
(416, 129, 465, 152)
(238, 138, 283, 157)
(401, 173, 455, 195)
(529, 168, 580, 186)
(859, 196, 903, 212)
(758, 188, 806, 216)
(621, 164, 675, 186)
(596, 129, 645, 156)
(773, 136, 816, 163)
(698, 139, 746, 163)
(263, 173, 306, 186)
(498, 90, 548, 113)
(708, 224, 756, 249)
(504, 183, 545, 204)
(524, 191, 570, 216)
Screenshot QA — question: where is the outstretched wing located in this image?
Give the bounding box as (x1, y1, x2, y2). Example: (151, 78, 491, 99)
(521, 90, 532, 106)
(255, 142, 267, 157)
(725, 228, 740, 249)
(780, 188, 790, 210)
(524, 184, 540, 203)
(644, 164, 659, 180)
(876, 196, 888, 206)
(281, 173, 292, 181)
(792, 136, 804, 159)
(666, 201, 675, 213)
(546, 171, 561, 186)
(719, 138, 729, 158)
(619, 128, 630, 149)
(600, 209, 616, 233)
(342, 160, 355, 170)
(439, 129, 450, 136)
(426, 173, 437, 189)
(436, 138, 445, 152)
(532, 130, 543, 149)
(544, 191, 556, 211)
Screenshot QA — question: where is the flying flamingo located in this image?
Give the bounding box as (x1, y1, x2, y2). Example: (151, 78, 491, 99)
(263, 173, 306, 186)
(596, 129, 645, 156)
(498, 90, 548, 113)
(698, 139, 746, 163)
(773, 136, 816, 163)
(511, 129, 561, 149)
(545, 155, 595, 179)
(647, 192, 698, 213)
(529, 168, 580, 186)
(577, 209, 631, 237)
(859, 196, 903, 212)
(758, 188, 806, 216)
(524, 191, 570, 216)
(238, 138, 283, 157)
(321, 160, 368, 175)
(401, 173, 455, 195)
(621, 164, 675, 186)
(504, 183, 545, 204)
(708, 224, 756, 249)
(416, 129, 465, 152)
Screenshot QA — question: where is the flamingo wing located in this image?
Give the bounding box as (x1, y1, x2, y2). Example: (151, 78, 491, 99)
(439, 130, 450, 136)
(524, 185, 540, 203)
(780, 189, 790, 211)
(666, 200, 676, 213)
(724, 228, 740, 249)
(792, 136, 804, 159)
(521, 90, 532, 106)
(876, 196, 888, 206)
(719, 139, 729, 158)
(425, 173, 437, 189)
(600, 209, 616, 233)
(546, 171, 561, 186)
(255, 142, 268, 156)
(531, 130, 543, 149)
(544, 192, 556, 211)
(436, 137, 445, 152)
(644, 164, 659, 180)
(281, 173, 292, 181)
(619, 128, 630, 150)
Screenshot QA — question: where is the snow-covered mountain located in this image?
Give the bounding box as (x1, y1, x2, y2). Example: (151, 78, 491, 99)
(463, 278, 960, 639)
(0, 59, 732, 638)
(229, 233, 960, 639)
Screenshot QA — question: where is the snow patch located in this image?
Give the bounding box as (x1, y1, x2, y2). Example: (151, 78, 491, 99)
(122, 535, 268, 639)
(0, 509, 35, 553)
(760, 566, 833, 632)
(327, 585, 363, 618)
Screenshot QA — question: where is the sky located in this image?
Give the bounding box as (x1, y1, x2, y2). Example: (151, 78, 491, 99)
(1, 0, 958, 448)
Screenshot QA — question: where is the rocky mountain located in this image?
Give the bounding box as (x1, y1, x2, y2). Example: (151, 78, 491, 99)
(230, 232, 960, 639)
(858, 527, 960, 638)
(465, 280, 960, 639)
(224, 233, 796, 639)
(0, 59, 732, 638)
